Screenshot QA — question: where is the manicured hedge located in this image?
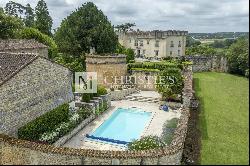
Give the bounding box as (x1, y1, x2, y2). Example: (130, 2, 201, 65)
(128, 61, 182, 71)
(130, 68, 160, 72)
(18, 103, 69, 141)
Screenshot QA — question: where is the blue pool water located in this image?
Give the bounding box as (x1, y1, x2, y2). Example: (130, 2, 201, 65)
(88, 108, 152, 144)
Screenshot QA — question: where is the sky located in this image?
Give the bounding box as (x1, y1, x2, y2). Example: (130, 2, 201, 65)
(0, 0, 249, 33)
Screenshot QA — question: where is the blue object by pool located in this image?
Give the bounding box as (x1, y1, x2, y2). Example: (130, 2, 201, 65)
(162, 105, 169, 112)
(87, 108, 152, 144)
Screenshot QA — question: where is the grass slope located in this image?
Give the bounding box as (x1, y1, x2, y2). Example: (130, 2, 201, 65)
(194, 72, 249, 165)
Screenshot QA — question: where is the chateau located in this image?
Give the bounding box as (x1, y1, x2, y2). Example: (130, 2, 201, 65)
(118, 30, 188, 59)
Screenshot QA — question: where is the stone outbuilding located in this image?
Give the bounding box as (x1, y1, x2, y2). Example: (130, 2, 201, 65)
(0, 39, 48, 58)
(0, 52, 74, 137)
(85, 54, 128, 87)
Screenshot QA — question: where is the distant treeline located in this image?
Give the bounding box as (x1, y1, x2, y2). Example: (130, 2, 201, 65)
(189, 32, 249, 39)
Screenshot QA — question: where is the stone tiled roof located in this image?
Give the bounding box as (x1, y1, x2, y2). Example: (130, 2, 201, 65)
(0, 39, 48, 51)
(0, 52, 38, 86)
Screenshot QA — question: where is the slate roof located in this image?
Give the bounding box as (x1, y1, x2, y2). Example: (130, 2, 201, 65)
(0, 39, 48, 51)
(0, 52, 72, 87)
(0, 52, 38, 86)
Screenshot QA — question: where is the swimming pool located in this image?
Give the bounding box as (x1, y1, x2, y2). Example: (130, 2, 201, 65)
(86, 108, 152, 145)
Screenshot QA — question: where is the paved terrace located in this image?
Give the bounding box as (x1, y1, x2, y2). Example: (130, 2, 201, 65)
(63, 91, 181, 151)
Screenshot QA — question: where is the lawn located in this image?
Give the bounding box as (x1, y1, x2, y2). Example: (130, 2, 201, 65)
(194, 72, 249, 165)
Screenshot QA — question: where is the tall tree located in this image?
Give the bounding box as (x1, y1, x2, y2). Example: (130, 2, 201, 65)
(34, 0, 53, 36)
(5, 1, 25, 18)
(24, 3, 34, 27)
(54, 2, 118, 56)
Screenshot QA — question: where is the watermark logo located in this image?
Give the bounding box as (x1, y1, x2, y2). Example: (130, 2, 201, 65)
(75, 72, 97, 93)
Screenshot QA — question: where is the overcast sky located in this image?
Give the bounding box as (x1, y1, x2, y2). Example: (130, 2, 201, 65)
(0, 0, 249, 33)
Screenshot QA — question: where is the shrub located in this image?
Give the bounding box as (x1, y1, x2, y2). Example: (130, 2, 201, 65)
(161, 118, 178, 145)
(156, 68, 184, 100)
(81, 93, 93, 103)
(18, 103, 69, 141)
(39, 107, 92, 144)
(97, 85, 108, 96)
(128, 136, 165, 151)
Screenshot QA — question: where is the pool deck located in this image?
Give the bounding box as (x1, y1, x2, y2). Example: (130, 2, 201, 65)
(63, 91, 181, 151)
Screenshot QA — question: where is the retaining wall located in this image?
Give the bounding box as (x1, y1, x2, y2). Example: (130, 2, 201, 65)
(183, 55, 228, 72)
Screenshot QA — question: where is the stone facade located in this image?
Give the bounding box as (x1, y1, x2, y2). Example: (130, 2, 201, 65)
(183, 55, 228, 72)
(0, 57, 73, 137)
(0, 39, 48, 58)
(86, 54, 128, 87)
(118, 30, 188, 58)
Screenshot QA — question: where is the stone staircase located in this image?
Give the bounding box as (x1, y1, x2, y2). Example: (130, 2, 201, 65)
(125, 95, 160, 103)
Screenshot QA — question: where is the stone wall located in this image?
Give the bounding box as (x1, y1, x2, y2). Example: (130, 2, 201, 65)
(86, 54, 128, 87)
(183, 55, 228, 72)
(0, 66, 193, 165)
(0, 57, 73, 137)
(109, 88, 137, 100)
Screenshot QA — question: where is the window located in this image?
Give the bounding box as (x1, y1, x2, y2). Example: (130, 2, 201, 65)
(178, 50, 181, 55)
(170, 41, 174, 47)
(178, 41, 181, 47)
(134, 40, 138, 46)
(155, 50, 159, 56)
(139, 40, 143, 46)
(143, 50, 146, 55)
(147, 40, 150, 44)
(155, 40, 159, 47)
(170, 51, 173, 56)
(129, 38, 132, 43)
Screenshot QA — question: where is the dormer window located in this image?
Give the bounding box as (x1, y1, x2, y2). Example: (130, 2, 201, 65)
(170, 41, 174, 47)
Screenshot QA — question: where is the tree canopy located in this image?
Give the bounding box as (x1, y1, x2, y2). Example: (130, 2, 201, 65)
(0, 11, 24, 39)
(54, 2, 118, 56)
(185, 45, 216, 56)
(35, 0, 53, 36)
(4, 1, 35, 27)
(115, 23, 136, 32)
(226, 37, 249, 76)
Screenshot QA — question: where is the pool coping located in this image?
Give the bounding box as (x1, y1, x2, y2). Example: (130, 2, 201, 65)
(85, 107, 155, 146)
